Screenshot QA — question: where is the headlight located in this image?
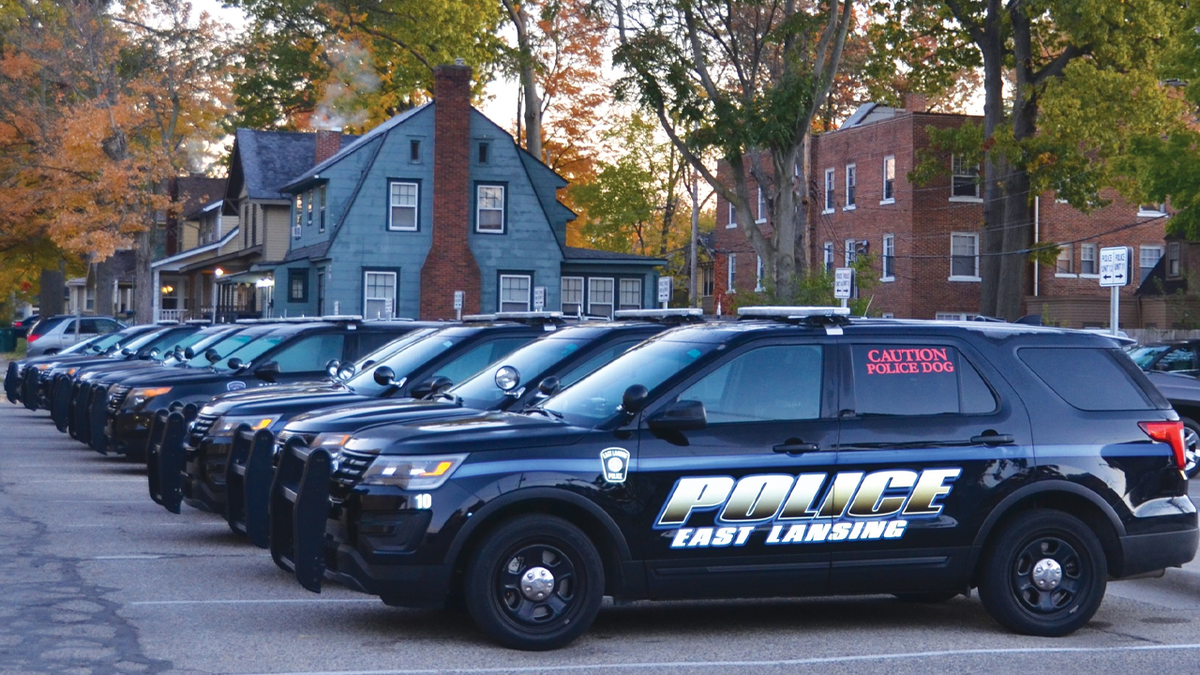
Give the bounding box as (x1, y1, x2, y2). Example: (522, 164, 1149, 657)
(128, 386, 173, 408)
(360, 454, 467, 490)
(65, 367, 79, 376)
(312, 433, 352, 449)
(211, 414, 280, 437)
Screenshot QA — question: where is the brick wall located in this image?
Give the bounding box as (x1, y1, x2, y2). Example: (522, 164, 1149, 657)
(421, 64, 482, 319)
(314, 129, 342, 165)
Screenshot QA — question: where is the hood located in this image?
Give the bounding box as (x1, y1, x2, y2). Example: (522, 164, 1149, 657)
(207, 380, 342, 406)
(347, 411, 588, 456)
(284, 397, 467, 434)
(1145, 370, 1200, 405)
(205, 388, 370, 417)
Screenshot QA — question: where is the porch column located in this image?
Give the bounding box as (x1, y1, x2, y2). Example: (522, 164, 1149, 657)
(151, 268, 161, 322)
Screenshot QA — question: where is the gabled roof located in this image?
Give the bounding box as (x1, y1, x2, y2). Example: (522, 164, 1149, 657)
(281, 103, 430, 192)
(151, 227, 241, 271)
(174, 176, 225, 219)
(231, 129, 358, 201)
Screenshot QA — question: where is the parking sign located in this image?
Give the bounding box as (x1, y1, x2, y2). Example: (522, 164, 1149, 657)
(1099, 247, 1130, 287)
(834, 268, 854, 299)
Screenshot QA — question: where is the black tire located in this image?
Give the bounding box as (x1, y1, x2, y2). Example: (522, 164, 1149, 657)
(464, 514, 604, 651)
(894, 591, 959, 604)
(1181, 418, 1200, 479)
(978, 509, 1107, 637)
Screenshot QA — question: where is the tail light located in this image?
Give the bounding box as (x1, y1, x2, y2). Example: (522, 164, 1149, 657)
(1139, 420, 1187, 471)
(27, 333, 40, 342)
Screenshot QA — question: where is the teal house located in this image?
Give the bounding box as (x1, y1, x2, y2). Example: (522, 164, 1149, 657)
(273, 64, 663, 320)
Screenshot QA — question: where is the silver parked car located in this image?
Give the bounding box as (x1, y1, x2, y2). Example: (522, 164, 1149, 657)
(25, 315, 125, 356)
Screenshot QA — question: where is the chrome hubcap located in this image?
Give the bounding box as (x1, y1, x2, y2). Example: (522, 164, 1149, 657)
(520, 566, 555, 601)
(1031, 557, 1063, 591)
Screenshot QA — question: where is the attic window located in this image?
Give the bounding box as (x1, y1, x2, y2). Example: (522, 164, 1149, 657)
(410, 140, 420, 163)
(478, 142, 490, 165)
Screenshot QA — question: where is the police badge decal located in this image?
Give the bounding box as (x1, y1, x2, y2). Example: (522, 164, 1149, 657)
(600, 447, 630, 484)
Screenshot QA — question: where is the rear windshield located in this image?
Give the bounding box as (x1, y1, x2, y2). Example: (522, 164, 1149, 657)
(1019, 347, 1159, 411)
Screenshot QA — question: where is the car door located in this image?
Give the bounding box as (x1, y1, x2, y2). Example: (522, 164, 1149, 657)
(828, 338, 1033, 594)
(1149, 344, 1199, 373)
(635, 338, 840, 600)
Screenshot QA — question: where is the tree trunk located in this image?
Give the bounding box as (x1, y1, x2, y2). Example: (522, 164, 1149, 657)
(134, 227, 154, 324)
(504, 0, 541, 161)
(976, 0, 1006, 319)
(39, 267, 65, 316)
(94, 258, 116, 319)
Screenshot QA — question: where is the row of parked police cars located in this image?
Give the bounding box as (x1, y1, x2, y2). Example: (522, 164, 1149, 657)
(4, 308, 1198, 650)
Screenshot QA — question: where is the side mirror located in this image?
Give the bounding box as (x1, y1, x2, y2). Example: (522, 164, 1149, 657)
(205, 348, 220, 363)
(253, 360, 280, 382)
(537, 376, 561, 397)
(413, 375, 454, 400)
(121, 347, 134, 357)
(325, 359, 340, 378)
(373, 365, 396, 387)
(646, 399, 707, 433)
(621, 384, 650, 415)
(184, 346, 195, 359)
(337, 364, 357, 381)
(226, 357, 243, 371)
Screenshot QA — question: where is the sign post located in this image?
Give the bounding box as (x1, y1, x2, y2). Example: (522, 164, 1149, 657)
(658, 277, 673, 309)
(834, 267, 854, 309)
(453, 290, 464, 321)
(533, 286, 546, 312)
(1099, 246, 1130, 336)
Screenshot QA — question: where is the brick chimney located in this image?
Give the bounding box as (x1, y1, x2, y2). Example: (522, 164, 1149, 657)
(903, 92, 928, 113)
(421, 63, 482, 319)
(314, 129, 342, 165)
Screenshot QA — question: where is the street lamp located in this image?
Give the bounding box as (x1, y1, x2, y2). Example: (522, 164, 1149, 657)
(212, 267, 225, 324)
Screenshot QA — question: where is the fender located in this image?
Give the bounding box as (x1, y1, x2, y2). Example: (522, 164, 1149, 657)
(964, 479, 1127, 574)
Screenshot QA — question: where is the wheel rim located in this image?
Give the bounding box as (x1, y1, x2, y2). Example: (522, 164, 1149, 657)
(494, 542, 579, 629)
(1183, 426, 1198, 475)
(1011, 535, 1086, 614)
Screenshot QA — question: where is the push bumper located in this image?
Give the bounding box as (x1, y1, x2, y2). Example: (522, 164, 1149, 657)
(182, 435, 235, 513)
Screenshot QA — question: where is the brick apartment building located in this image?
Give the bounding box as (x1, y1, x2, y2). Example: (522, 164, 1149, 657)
(711, 95, 1175, 327)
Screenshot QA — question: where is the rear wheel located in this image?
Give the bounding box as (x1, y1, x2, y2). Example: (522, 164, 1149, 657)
(978, 509, 1106, 637)
(464, 514, 603, 651)
(1181, 418, 1199, 479)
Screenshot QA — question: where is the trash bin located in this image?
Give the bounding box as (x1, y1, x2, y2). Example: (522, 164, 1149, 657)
(0, 328, 15, 353)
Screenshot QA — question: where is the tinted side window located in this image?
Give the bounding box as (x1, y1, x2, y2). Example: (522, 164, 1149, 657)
(270, 334, 346, 373)
(1019, 347, 1155, 411)
(677, 344, 823, 423)
(1153, 346, 1197, 372)
(435, 337, 532, 385)
(851, 345, 996, 416)
(356, 331, 406, 357)
(79, 319, 101, 334)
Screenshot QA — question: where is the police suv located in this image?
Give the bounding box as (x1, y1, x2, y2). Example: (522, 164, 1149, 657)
(270, 307, 1197, 650)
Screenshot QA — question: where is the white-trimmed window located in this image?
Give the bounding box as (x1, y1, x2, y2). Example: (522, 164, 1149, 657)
(305, 189, 314, 226)
(619, 278, 642, 310)
(727, 253, 736, 291)
(935, 312, 977, 321)
(1168, 242, 1181, 278)
(845, 164, 857, 208)
(882, 156, 896, 203)
(755, 256, 764, 291)
(499, 274, 531, 312)
(318, 185, 327, 233)
(701, 265, 714, 297)
(882, 234, 895, 281)
(389, 181, 418, 231)
(845, 239, 857, 266)
(823, 169, 835, 213)
(588, 277, 615, 318)
(1139, 203, 1166, 217)
(727, 200, 736, 228)
(364, 271, 397, 319)
(951, 155, 981, 199)
(561, 276, 583, 315)
(1080, 243, 1097, 276)
(477, 185, 505, 233)
(756, 188, 766, 223)
(950, 232, 979, 280)
(1056, 243, 1074, 275)
(823, 242, 834, 271)
(293, 194, 302, 239)
(1140, 245, 1165, 283)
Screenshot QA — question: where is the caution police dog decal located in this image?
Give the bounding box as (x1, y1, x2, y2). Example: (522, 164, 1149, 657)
(654, 469, 961, 549)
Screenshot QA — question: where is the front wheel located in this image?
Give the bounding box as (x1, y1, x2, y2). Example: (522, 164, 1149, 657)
(464, 514, 604, 651)
(978, 509, 1107, 637)
(1181, 418, 1199, 479)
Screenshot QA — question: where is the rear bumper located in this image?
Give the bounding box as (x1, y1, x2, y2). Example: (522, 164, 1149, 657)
(1118, 522, 1198, 578)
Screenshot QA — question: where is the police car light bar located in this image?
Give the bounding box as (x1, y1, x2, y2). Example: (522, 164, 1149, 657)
(319, 315, 365, 322)
(614, 308, 704, 319)
(737, 306, 851, 319)
(464, 311, 565, 322)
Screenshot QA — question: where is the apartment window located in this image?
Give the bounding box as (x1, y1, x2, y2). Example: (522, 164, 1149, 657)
(756, 188, 766, 223)
(499, 274, 532, 312)
(317, 185, 327, 233)
(1141, 245, 1165, 283)
(727, 200, 736, 229)
(364, 270, 397, 318)
(882, 156, 896, 203)
(251, 205, 258, 245)
(588, 277, 615, 318)
(882, 234, 895, 280)
(845, 164, 857, 208)
(823, 168, 835, 213)
(755, 256, 764, 292)
(727, 254, 737, 291)
(305, 189, 314, 227)
(845, 239, 857, 266)
(410, 139, 421, 163)
(1168, 242, 1181, 278)
(288, 268, 308, 302)
(293, 194, 302, 238)
(823, 242, 834, 272)
(561, 276, 584, 315)
(950, 233, 979, 280)
(619, 278, 642, 310)
(1139, 203, 1166, 217)
(389, 181, 419, 231)
(701, 265, 714, 297)
(478, 142, 490, 165)
(476, 184, 505, 233)
(1080, 243, 1097, 276)
(1056, 243, 1074, 275)
(951, 155, 981, 199)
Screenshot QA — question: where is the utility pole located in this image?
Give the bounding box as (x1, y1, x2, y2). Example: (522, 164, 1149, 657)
(689, 168, 699, 306)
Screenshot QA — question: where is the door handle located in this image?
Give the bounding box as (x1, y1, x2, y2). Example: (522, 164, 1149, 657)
(774, 440, 820, 454)
(970, 433, 1014, 446)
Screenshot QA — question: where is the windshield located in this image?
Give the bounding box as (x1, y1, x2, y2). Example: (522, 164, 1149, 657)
(185, 329, 272, 368)
(539, 338, 719, 426)
(90, 328, 141, 353)
(452, 337, 584, 409)
(61, 334, 104, 354)
(120, 329, 172, 353)
(1128, 345, 1169, 369)
(353, 329, 436, 371)
(346, 331, 463, 396)
(212, 334, 286, 371)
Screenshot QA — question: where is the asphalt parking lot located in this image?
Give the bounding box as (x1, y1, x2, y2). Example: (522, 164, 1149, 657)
(3, 394, 1200, 674)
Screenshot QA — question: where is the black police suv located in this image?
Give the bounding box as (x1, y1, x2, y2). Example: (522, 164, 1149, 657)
(176, 316, 566, 516)
(16, 323, 164, 410)
(6, 332, 109, 403)
(98, 318, 418, 456)
(272, 307, 1197, 650)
